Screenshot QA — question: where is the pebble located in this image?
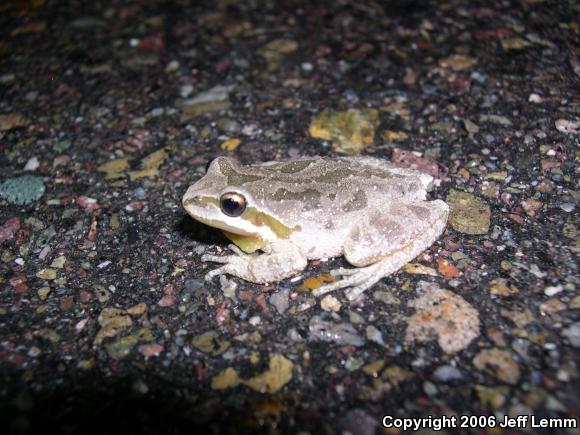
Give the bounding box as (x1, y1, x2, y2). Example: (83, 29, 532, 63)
(93, 285, 111, 303)
(423, 381, 438, 396)
(179, 84, 193, 98)
(212, 354, 293, 394)
(0, 113, 29, 131)
(555, 119, 580, 134)
(365, 325, 384, 346)
(192, 331, 230, 356)
(50, 256, 66, 269)
(372, 290, 400, 305)
(337, 409, 378, 435)
(561, 323, 580, 347)
(269, 288, 290, 314)
(24, 157, 40, 171)
(406, 281, 480, 354)
(246, 354, 294, 393)
(219, 138, 241, 151)
(53, 139, 71, 153)
(0, 175, 45, 205)
(344, 356, 364, 371)
(438, 54, 476, 71)
(165, 60, 179, 73)
(257, 39, 298, 70)
(181, 279, 202, 303)
(473, 348, 521, 384)
(432, 365, 464, 383)
(475, 385, 509, 410)
(105, 328, 153, 360)
(544, 284, 563, 296)
(320, 295, 341, 312)
(36, 268, 57, 280)
(0, 217, 20, 243)
(308, 315, 363, 346)
(309, 108, 380, 154)
(488, 278, 519, 296)
(182, 84, 233, 106)
(216, 118, 241, 133)
(446, 190, 491, 235)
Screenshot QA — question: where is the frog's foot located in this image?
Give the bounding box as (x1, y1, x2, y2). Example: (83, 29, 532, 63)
(202, 243, 253, 261)
(201, 245, 245, 281)
(312, 262, 385, 301)
(201, 241, 307, 284)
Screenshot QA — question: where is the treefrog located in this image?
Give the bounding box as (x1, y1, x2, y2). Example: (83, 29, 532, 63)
(182, 156, 449, 301)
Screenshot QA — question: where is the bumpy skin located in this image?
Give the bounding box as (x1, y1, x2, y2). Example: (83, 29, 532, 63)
(182, 156, 449, 300)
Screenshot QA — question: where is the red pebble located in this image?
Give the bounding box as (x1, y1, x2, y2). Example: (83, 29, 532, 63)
(79, 290, 91, 303)
(158, 295, 176, 307)
(138, 32, 165, 53)
(138, 343, 164, 359)
(254, 293, 269, 312)
(76, 196, 100, 213)
(10, 274, 29, 294)
(215, 300, 231, 324)
(125, 201, 145, 213)
(0, 217, 20, 244)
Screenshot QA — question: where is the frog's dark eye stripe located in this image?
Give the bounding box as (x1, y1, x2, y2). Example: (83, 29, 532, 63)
(220, 192, 247, 217)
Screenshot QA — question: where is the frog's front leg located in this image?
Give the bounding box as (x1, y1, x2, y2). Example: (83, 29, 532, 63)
(202, 240, 308, 284)
(313, 200, 449, 300)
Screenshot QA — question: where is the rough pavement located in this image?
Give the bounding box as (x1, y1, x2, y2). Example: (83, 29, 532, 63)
(0, 0, 579, 434)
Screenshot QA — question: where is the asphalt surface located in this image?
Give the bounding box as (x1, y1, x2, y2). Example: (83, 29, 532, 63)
(0, 0, 579, 434)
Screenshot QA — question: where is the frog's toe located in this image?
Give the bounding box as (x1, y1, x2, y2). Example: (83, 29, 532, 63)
(330, 267, 360, 277)
(204, 259, 248, 280)
(313, 266, 382, 300)
(204, 266, 225, 281)
(311, 281, 342, 297)
(344, 277, 380, 301)
(201, 253, 229, 263)
(227, 244, 246, 256)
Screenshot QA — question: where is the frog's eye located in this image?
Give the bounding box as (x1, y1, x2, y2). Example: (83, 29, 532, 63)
(220, 192, 247, 217)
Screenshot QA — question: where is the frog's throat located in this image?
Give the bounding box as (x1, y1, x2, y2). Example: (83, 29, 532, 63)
(222, 231, 267, 253)
(190, 196, 300, 253)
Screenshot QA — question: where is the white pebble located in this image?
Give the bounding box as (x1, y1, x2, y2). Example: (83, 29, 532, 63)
(544, 285, 563, 296)
(24, 156, 40, 171)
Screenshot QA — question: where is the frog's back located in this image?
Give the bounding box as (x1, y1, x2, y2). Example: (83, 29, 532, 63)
(243, 156, 435, 259)
(248, 156, 432, 205)
(255, 155, 424, 179)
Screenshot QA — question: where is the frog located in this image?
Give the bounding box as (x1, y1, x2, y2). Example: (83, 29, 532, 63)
(182, 156, 449, 301)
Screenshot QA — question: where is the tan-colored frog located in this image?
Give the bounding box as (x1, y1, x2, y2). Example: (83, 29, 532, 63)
(183, 156, 448, 300)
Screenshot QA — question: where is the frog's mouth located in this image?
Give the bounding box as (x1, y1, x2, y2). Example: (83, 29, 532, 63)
(189, 213, 259, 237)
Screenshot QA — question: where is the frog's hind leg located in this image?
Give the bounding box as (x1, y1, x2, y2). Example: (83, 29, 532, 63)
(312, 200, 449, 301)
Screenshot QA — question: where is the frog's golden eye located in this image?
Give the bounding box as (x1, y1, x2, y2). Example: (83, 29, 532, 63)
(220, 192, 247, 217)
